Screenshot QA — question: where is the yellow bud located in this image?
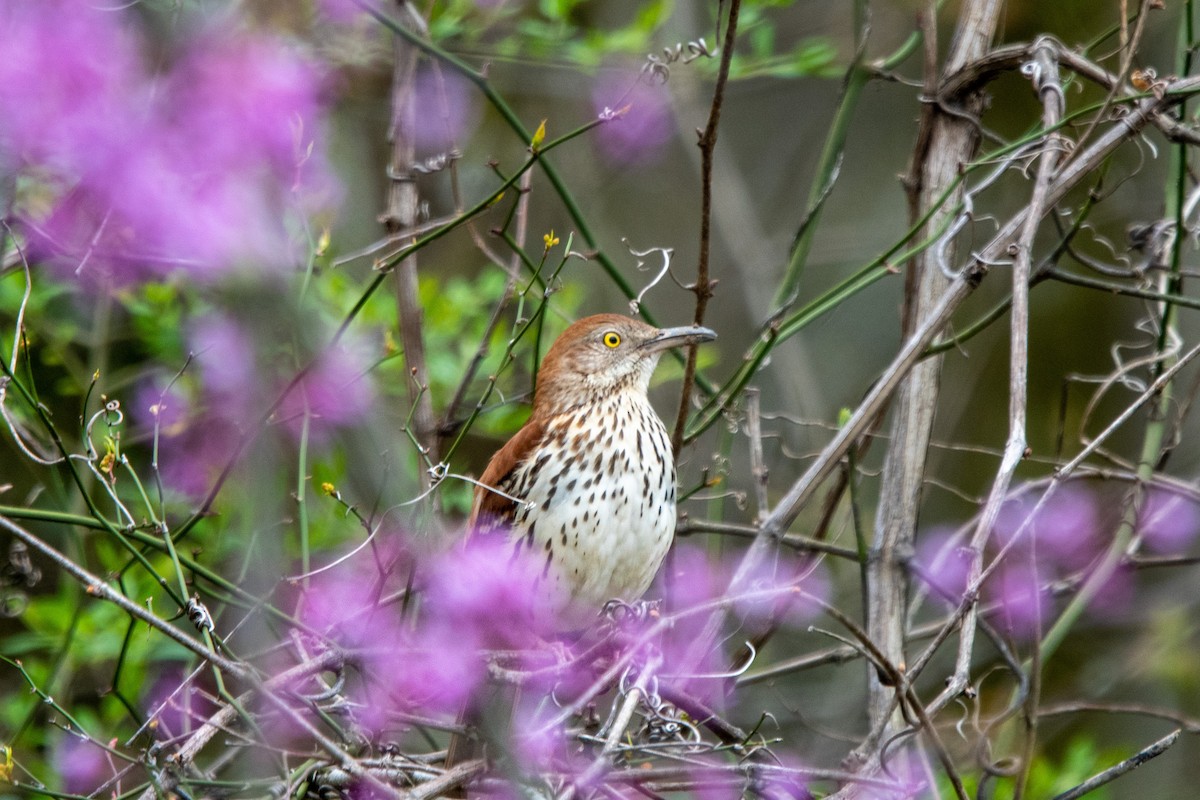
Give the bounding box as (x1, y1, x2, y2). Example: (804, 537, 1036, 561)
(530, 119, 547, 152)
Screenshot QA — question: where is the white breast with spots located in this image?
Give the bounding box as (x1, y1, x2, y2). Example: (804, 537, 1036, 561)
(504, 391, 676, 628)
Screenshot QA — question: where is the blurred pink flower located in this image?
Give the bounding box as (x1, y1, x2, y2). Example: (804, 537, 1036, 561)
(278, 339, 377, 440)
(914, 527, 972, 606)
(294, 536, 562, 732)
(652, 543, 728, 701)
(649, 544, 826, 705)
(1088, 563, 1135, 621)
(0, 0, 142, 173)
(142, 666, 215, 741)
(294, 545, 451, 730)
(507, 701, 580, 780)
(317, 0, 367, 23)
(135, 376, 192, 436)
(591, 73, 674, 165)
(991, 562, 1046, 640)
(995, 484, 1101, 573)
(1138, 489, 1200, 553)
(192, 317, 258, 404)
(422, 536, 559, 647)
(151, 413, 241, 499)
(398, 65, 481, 152)
(3, 2, 338, 283)
(53, 735, 115, 795)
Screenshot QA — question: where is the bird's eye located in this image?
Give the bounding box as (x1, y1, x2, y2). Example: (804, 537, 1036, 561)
(602, 331, 621, 348)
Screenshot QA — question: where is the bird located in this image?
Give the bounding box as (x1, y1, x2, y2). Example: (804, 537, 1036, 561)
(467, 312, 718, 629)
(442, 314, 716, 793)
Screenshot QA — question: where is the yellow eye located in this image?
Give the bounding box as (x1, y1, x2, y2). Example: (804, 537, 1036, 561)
(602, 331, 621, 348)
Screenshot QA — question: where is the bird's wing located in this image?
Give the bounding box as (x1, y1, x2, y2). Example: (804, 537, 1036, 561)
(467, 416, 547, 532)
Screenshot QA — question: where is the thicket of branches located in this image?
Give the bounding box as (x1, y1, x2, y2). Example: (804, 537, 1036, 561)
(4, 1, 1200, 798)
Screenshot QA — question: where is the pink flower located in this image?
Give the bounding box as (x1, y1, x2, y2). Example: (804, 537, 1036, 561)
(1138, 489, 1200, 553)
(995, 484, 1101, 574)
(421, 536, 560, 647)
(53, 735, 115, 795)
(990, 562, 1046, 640)
(142, 666, 216, 741)
(0, 0, 142, 173)
(192, 317, 258, 406)
(914, 527, 972, 606)
(4, 3, 338, 283)
(650, 544, 827, 705)
(293, 535, 563, 733)
(317, 0, 368, 23)
(278, 338, 378, 441)
(397, 65, 481, 153)
(591, 72, 674, 165)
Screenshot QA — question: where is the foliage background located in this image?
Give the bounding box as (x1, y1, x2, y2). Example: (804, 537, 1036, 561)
(3, 0, 1200, 798)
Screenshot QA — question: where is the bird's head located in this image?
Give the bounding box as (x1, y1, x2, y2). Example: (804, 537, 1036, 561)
(533, 313, 716, 415)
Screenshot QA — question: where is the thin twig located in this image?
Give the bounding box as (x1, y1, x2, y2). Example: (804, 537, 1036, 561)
(670, 0, 741, 456)
(945, 36, 1065, 706)
(1050, 730, 1180, 800)
(746, 388, 769, 523)
(386, 3, 438, 478)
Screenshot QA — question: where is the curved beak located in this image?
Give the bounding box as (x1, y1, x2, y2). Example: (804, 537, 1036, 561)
(639, 324, 717, 354)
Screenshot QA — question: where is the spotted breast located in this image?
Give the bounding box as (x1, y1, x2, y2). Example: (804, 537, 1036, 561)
(468, 313, 717, 629)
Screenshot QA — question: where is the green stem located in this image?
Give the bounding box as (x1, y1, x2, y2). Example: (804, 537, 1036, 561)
(298, 410, 312, 583)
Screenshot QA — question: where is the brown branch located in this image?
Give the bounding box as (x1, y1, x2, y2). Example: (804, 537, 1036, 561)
(385, 2, 438, 478)
(670, 0, 741, 456)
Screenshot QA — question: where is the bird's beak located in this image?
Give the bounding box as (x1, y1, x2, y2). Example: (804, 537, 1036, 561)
(639, 324, 717, 354)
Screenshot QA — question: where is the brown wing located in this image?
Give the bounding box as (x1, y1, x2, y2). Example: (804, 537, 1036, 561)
(467, 416, 546, 532)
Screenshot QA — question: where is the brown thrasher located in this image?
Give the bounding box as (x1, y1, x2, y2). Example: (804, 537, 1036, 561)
(468, 313, 717, 627)
(444, 314, 716, 790)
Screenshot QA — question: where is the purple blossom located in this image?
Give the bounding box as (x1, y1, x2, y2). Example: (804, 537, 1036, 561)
(142, 666, 215, 741)
(914, 527, 972, 606)
(398, 65, 481, 153)
(1088, 563, 1135, 622)
(653, 543, 728, 698)
(53, 734, 114, 795)
(0, 0, 142, 173)
(995, 484, 1101, 573)
(421, 536, 559, 647)
(278, 338, 378, 441)
(192, 317, 258, 405)
(1138, 489, 1200, 553)
(591, 73, 674, 165)
(508, 702, 576, 778)
(125, 316, 261, 498)
(3, 2, 338, 283)
(648, 543, 829, 705)
(317, 0, 368, 23)
(991, 562, 1047, 640)
(150, 409, 241, 500)
(294, 543, 442, 729)
(294, 536, 560, 732)
(135, 376, 192, 437)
